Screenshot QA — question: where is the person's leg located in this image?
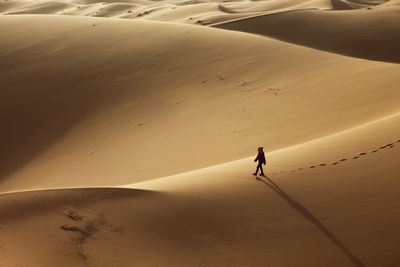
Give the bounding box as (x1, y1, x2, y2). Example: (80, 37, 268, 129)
(253, 168, 258, 175)
(253, 163, 260, 175)
(259, 163, 265, 176)
(257, 163, 262, 175)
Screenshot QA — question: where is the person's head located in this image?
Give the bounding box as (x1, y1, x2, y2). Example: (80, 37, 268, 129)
(257, 147, 263, 152)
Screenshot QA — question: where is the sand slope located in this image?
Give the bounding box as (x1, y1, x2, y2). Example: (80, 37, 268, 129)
(2, 0, 387, 25)
(0, 0, 334, 24)
(1, 1, 400, 266)
(1, 15, 399, 192)
(0, 111, 399, 266)
(214, 0, 400, 63)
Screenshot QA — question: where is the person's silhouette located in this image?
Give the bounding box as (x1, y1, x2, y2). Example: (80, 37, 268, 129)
(253, 147, 266, 176)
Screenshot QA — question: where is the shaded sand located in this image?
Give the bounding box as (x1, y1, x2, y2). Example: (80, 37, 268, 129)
(1, 0, 400, 266)
(1, 0, 387, 25)
(0, 0, 332, 25)
(0, 111, 399, 266)
(214, 0, 400, 63)
(1, 15, 400, 192)
(0, 0, 333, 24)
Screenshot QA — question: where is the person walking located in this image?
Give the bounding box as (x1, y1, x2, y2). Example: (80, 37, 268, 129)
(253, 147, 266, 176)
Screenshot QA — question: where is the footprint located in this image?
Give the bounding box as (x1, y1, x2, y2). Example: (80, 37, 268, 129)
(371, 150, 378, 153)
(340, 158, 348, 162)
(265, 88, 281, 96)
(319, 163, 326, 166)
(353, 156, 359, 159)
(298, 168, 303, 171)
(359, 152, 367, 155)
(332, 162, 339, 165)
(310, 166, 316, 168)
(137, 9, 152, 17)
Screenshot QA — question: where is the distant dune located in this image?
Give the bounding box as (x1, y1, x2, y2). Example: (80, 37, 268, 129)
(0, 0, 335, 24)
(214, 0, 400, 63)
(0, 0, 400, 266)
(1, 15, 399, 192)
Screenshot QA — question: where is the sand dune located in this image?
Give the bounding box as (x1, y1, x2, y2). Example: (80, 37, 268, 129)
(0, 0, 334, 24)
(1, 0, 396, 63)
(1, 15, 399, 192)
(0, 0, 314, 23)
(0, 0, 387, 26)
(2, 0, 389, 24)
(1, 0, 400, 265)
(0, 110, 399, 266)
(331, 0, 388, 9)
(214, 0, 400, 63)
(2, 0, 395, 63)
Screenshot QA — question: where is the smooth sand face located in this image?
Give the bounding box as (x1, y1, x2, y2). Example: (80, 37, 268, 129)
(1, 15, 399, 192)
(0, 0, 334, 23)
(0, 0, 390, 24)
(1, 115, 399, 267)
(214, 1, 400, 63)
(0, 0, 400, 266)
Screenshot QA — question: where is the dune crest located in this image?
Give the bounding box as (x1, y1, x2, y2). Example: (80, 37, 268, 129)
(1, 0, 400, 265)
(1, 0, 383, 24)
(214, 0, 400, 63)
(0, 108, 399, 266)
(1, 15, 400, 193)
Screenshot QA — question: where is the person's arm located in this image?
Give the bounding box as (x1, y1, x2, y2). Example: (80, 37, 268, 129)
(254, 154, 259, 162)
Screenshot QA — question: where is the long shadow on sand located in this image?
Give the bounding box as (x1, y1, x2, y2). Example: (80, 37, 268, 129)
(256, 176, 365, 267)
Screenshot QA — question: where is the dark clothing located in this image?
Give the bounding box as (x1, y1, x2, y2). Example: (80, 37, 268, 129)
(254, 151, 266, 175)
(255, 162, 264, 176)
(254, 152, 266, 165)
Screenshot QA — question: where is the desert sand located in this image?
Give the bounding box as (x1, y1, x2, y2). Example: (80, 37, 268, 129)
(0, 0, 399, 266)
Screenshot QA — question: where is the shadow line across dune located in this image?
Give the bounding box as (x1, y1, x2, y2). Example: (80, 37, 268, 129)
(0, 187, 159, 223)
(212, 6, 400, 64)
(256, 176, 365, 267)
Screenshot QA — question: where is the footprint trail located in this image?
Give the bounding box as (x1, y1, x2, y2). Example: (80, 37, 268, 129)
(271, 139, 399, 175)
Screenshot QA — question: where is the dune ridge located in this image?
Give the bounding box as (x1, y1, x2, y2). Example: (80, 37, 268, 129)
(0, 108, 399, 266)
(0, 0, 333, 23)
(0, 0, 386, 25)
(1, 0, 396, 65)
(1, 15, 400, 193)
(0, 110, 398, 195)
(213, 0, 400, 63)
(1, 0, 400, 266)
